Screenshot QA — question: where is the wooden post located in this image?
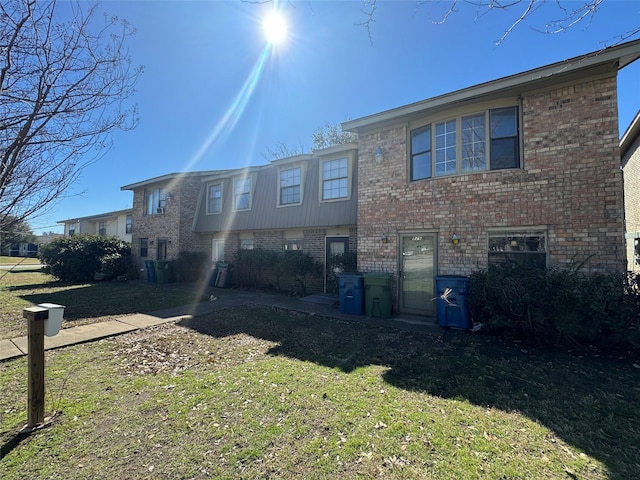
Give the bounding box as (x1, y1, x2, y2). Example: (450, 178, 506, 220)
(23, 306, 49, 428)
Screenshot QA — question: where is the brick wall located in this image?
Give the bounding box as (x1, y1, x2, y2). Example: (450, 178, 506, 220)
(130, 176, 208, 275)
(357, 74, 625, 293)
(624, 133, 640, 272)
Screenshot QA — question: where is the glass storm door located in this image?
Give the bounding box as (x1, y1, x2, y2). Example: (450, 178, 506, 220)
(400, 233, 437, 315)
(325, 237, 348, 293)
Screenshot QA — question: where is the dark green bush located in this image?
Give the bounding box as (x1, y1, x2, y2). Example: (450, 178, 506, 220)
(233, 248, 281, 290)
(39, 234, 131, 283)
(469, 263, 640, 351)
(175, 251, 208, 282)
(232, 248, 322, 295)
(281, 250, 322, 295)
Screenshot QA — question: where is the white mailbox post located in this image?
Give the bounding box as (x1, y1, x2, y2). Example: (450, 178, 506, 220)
(23, 303, 65, 429)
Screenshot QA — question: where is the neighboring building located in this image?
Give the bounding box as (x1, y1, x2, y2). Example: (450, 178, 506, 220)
(8, 242, 38, 257)
(122, 145, 358, 290)
(343, 39, 640, 316)
(622, 110, 640, 272)
(191, 144, 359, 291)
(58, 209, 133, 243)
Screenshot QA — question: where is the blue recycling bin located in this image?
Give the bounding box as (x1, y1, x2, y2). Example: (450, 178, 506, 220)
(144, 260, 156, 283)
(435, 275, 471, 330)
(337, 273, 364, 315)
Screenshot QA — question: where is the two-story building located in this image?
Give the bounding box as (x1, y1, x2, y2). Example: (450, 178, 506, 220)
(122, 143, 358, 291)
(343, 39, 640, 316)
(58, 209, 133, 243)
(120, 40, 639, 314)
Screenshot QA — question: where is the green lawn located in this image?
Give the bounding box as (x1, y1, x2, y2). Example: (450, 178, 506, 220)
(0, 256, 41, 265)
(0, 271, 204, 339)
(1, 305, 639, 479)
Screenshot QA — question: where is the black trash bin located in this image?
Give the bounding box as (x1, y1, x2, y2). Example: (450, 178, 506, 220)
(434, 275, 471, 330)
(144, 260, 156, 283)
(215, 262, 232, 288)
(337, 273, 364, 315)
(206, 262, 219, 287)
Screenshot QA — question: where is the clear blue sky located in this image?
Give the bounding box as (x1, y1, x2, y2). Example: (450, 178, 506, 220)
(34, 0, 640, 234)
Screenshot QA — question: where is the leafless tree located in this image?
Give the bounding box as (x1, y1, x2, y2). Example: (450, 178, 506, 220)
(357, 0, 639, 46)
(0, 0, 142, 232)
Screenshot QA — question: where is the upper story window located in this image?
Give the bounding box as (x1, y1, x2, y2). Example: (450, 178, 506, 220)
(410, 106, 520, 181)
(147, 187, 166, 215)
(322, 157, 348, 200)
(68, 224, 76, 236)
(98, 221, 107, 236)
(233, 177, 251, 211)
(488, 230, 547, 268)
(125, 215, 132, 234)
(207, 183, 223, 214)
(279, 167, 301, 205)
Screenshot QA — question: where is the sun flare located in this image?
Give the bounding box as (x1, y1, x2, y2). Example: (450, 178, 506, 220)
(262, 10, 288, 46)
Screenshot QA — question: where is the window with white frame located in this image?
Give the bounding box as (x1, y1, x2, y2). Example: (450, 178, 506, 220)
(147, 187, 166, 215)
(240, 238, 254, 250)
(98, 221, 107, 236)
(233, 177, 251, 210)
(322, 157, 348, 200)
(207, 183, 223, 214)
(68, 224, 76, 236)
(284, 239, 303, 252)
(280, 167, 301, 205)
(411, 106, 520, 181)
(488, 230, 547, 268)
(125, 215, 132, 234)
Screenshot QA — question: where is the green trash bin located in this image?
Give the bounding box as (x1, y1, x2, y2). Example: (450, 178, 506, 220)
(364, 272, 393, 319)
(155, 260, 172, 284)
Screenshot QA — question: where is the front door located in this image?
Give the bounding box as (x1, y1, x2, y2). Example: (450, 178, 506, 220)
(325, 236, 349, 293)
(399, 233, 437, 315)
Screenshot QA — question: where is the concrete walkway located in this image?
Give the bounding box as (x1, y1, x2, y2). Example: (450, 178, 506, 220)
(0, 288, 442, 362)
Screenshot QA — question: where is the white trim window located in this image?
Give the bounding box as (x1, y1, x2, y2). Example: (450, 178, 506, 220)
(240, 238, 254, 250)
(488, 230, 547, 268)
(147, 187, 166, 215)
(279, 167, 301, 206)
(411, 106, 520, 181)
(207, 183, 223, 214)
(233, 177, 251, 211)
(125, 215, 132, 234)
(321, 157, 348, 201)
(285, 238, 303, 252)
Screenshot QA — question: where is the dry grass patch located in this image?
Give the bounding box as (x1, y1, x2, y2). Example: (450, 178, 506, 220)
(2, 305, 638, 479)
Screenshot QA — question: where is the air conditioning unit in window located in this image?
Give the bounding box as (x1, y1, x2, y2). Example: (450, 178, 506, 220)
(157, 207, 165, 214)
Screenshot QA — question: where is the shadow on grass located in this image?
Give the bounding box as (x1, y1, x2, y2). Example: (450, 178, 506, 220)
(180, 305, 640, 480)
(18, 282, 201, 322)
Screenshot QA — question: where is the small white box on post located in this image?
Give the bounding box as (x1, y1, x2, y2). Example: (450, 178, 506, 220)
(37, 303, 65, 337)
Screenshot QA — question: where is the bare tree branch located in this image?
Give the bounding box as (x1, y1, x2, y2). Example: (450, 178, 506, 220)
(0, 0, 143, 230)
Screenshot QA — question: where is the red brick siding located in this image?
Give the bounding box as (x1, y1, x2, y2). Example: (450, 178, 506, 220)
(357, 75, 625, 289)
